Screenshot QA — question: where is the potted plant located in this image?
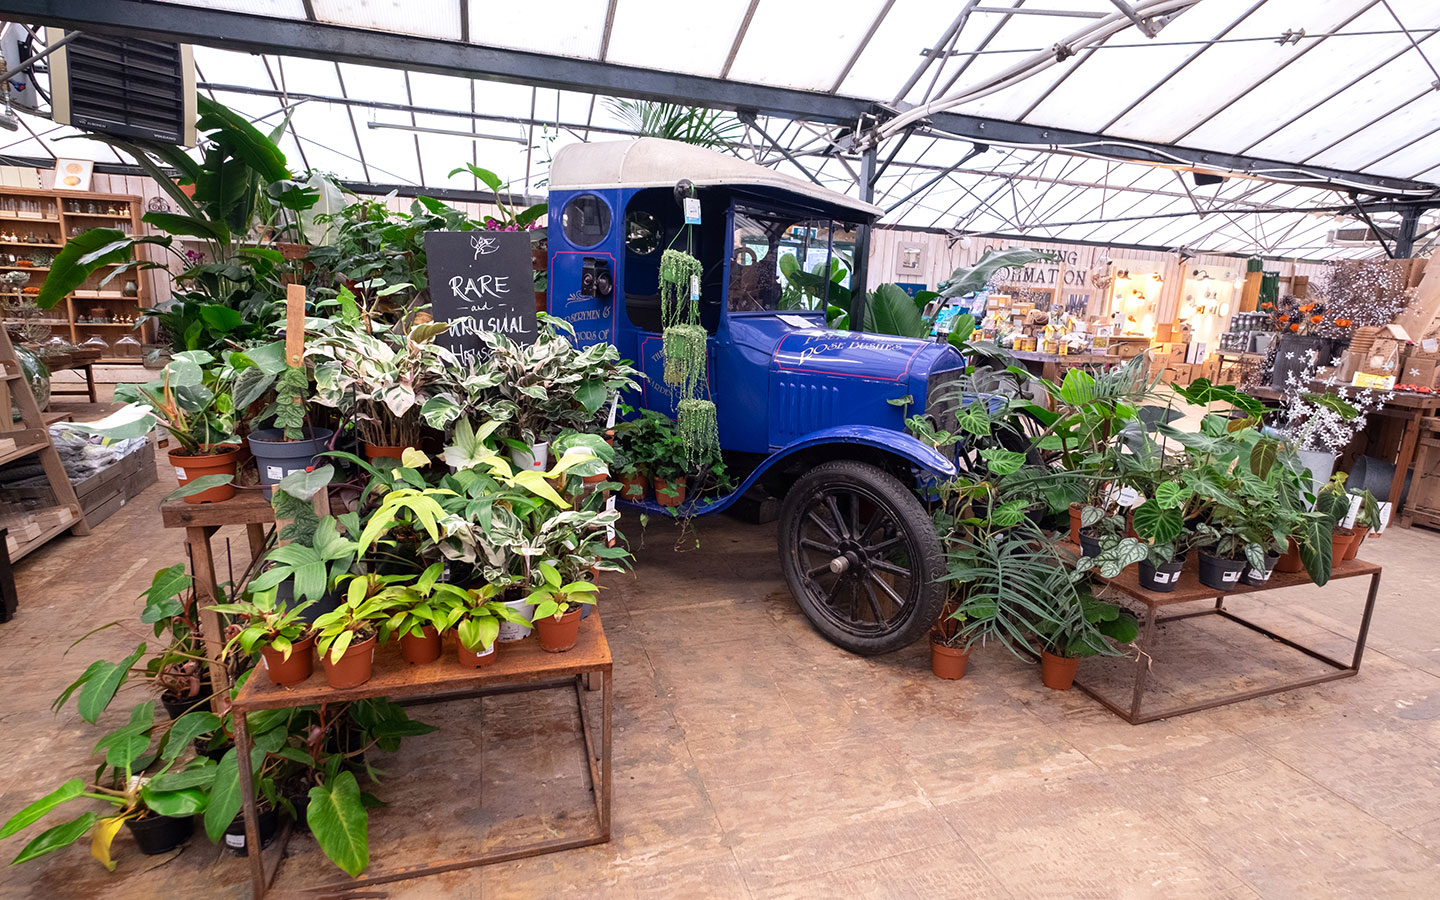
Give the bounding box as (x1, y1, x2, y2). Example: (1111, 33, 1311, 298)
(1033, 586, 1140, 691)
(612, 446, 647, 500)
(929, 598, 970, 680)
(376, 562, 472, 664)
(247, 507, 361, 624)
(524, 561, 599, 652)
(0, 702, 212, 868)
(83, 351, 241, 503)
(312, 574, 406, 688)
(208, 589, 316, 687)
(306, 316, 462, 462)
(434, 581, 532, 667)
(1316, 473, 1359, 563)
(1347, 488, 1382, 560)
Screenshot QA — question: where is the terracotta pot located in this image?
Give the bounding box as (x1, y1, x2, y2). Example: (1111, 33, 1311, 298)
(1330, 528, 1356, 567)
(320, 633, 376, 689)
(169, 446, 240, 504)
(535, 607, 583, 652)
(1276, 537, 1304, 573)
(581, 468, 610, 486)
(930, 641, 971, 680)
(653, 476, 687, 508)
(618, 473, 648, 500)
(1040, 650, 1079, 691)
(1068, 503, 1082, 543)
(364, 443, 406, 462)
(260, 632, 315, 687)
(1344, 526, 1369, 561)
(274, 241, 312, 261)
(400, 626, 441, 664)
(457, 640, 498, 668)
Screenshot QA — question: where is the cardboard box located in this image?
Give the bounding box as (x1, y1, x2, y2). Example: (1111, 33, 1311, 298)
(1186, 341, 1208, 365)
(1162, 363, 1194, 384)
(1400, 356, 1440, 389)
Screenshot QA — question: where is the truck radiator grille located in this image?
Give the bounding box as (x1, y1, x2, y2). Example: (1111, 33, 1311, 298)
(925, 367, 966, 435)
(772, 380, 838, 445)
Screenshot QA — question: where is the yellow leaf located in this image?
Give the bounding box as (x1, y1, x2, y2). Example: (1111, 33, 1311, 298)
(512, 470, 569, 508)
(91, 815, 126, 871)
(401, 447, 430, 468)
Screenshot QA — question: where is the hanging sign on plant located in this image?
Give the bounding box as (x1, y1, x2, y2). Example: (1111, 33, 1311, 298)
(425, 230, 538, 364)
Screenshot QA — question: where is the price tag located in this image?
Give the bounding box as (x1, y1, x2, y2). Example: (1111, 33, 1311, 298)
(683, 196, 701, 225)
(690, 275, 700, 302)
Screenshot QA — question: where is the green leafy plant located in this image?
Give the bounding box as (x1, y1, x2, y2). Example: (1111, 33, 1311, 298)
(208, 590, 315, 663)
(312, 575, 407, 665)
(78, 351, 239, 455)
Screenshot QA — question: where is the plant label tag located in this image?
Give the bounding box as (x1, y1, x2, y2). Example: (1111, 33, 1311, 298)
(690, 275, 700, 302)
(225, 833, 246, 849)
(266, 465, 284, 480)
(1222, 570, 1240, 583)
(683, 197, 701, 225)
(1158, 571, 1177, 584)
(173, 466, 186, 480)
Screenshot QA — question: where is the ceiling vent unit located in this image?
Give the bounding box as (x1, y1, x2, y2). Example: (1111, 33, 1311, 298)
(1327, 225, 1394, 247)
(45, 28, 195, 146)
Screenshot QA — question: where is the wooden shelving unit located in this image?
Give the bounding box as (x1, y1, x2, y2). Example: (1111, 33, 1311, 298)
(0, 186, 151, 361)
(0, 324, 90, 561)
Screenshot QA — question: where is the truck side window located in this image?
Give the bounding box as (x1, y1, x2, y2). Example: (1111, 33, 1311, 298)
(622, 189, 723, 335)
(562, 194, 611, 248)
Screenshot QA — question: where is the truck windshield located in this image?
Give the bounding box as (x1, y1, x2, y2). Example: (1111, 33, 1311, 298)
(728, 205, 858, 313)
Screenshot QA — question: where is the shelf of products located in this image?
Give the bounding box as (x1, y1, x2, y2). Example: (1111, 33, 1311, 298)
(0, 185, 151, 356)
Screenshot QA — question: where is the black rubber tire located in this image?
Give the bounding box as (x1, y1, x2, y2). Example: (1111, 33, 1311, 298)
(778, 460, 945, 655)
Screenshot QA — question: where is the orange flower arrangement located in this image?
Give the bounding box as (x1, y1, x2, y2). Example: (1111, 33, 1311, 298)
(1278, 314, 1290, 323)
(1298, 303, 1315, 313)
(1310, 314, 1324, 324)
(1289, 323, 1300, 332)
(1336, 317, 1353, 327)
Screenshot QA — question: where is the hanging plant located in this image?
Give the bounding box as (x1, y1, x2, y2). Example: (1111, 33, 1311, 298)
(662, 323, 708, 392)
(677, 398, 719, 468)
(660, 249, 703, 328)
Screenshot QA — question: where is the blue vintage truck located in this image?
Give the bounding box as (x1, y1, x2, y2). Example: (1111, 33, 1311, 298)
(545, 139, 970, 654)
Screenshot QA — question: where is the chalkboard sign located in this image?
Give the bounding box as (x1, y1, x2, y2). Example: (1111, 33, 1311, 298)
(424, 230, 538, 365)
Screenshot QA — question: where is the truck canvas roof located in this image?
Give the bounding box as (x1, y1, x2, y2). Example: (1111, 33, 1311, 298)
(549, 138, 883, 221)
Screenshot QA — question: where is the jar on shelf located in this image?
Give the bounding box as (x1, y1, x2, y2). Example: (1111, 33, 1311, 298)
(114, 335, 142, 358)
(79, 335, 110, 354)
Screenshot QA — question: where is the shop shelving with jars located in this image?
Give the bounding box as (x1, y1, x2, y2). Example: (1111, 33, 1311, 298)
(0, 186, 151, 363)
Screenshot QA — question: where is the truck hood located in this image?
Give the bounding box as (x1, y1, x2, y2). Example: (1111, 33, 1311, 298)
(770, 329, 963, 385)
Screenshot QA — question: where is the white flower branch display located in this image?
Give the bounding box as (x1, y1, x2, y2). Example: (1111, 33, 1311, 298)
(1279, 357, 1392, 455)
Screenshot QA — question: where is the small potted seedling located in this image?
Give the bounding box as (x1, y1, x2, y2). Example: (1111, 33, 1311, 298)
(209, 589, 316, 687)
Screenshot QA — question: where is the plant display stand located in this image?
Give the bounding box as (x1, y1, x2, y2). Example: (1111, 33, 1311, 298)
(0, 323, 90, 563)
(229, 613, 613, 898)
(1075, 556, 1381, 724)
(159, 492, 278, 706)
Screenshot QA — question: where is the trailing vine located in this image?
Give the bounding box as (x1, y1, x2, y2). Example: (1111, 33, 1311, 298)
(659, 249, 702, 329)
(663, 323, 708, 392)
(677, 398, 719, 469)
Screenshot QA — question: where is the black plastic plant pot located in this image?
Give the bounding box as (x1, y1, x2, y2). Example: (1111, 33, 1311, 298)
(1138, 558, 1184, 593)
(277, 581, 341, 626)
(1197, 551, 1246, 590)
(1078, 531, 1102, 559)
(224, 807, 278, 856)
(1241, 551, 1282, 587)
(126, 813, 194, 855)
(247, 427, 335, 497)
(161, 684, 212, 720)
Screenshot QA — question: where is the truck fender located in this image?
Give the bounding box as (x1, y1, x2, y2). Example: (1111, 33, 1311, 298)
(759, 425, 957, 481)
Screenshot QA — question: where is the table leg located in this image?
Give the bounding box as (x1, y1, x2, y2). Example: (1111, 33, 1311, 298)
(601, 667, 612, 839)
(245, 524, 267, 563)
(1128, 605, 1158, 722)
(83, 364, 96, 404)
(233, 712, 267, 900)
(1390, 409, 1423, 526)
(1351, 572, 1382, 669)
(186, 526, 231, 713)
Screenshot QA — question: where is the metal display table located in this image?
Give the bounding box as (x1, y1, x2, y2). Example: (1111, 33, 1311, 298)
(230, 613, 613, 898)
(1078, 557, 1382, 725)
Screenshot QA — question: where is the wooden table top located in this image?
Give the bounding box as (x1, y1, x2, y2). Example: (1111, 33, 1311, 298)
(232, 612, 612, 712)
(1093, 556, 1380, 609)
(160, 489, 349, 529)
(1008, 350, 1120, 365)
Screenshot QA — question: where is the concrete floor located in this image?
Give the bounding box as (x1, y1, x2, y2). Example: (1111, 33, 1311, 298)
(2, 457, 1440, 899)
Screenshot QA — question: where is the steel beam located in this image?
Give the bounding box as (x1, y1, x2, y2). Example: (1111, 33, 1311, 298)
(850, 147, 876, 328)
(11, 0, 1434, 196)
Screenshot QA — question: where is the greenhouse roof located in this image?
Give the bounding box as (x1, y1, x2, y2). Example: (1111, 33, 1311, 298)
(5, 0, 1440, 261)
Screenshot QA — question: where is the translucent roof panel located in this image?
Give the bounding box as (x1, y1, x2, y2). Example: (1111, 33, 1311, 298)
(17, 0, 1440, 261)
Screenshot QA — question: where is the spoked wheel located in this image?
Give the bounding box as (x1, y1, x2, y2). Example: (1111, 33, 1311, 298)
(778, 461, 944, 655)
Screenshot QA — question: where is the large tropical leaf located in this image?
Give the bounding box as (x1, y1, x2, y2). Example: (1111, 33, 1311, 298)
(1131, 499, 1183, 543)
(196, 95, 291, 183)
(10, 813, 97, 865)
(77, 643, 147, 724)
(863, 283, 927, 337)
(0, 779, 85, 839)
(203, 750, 243, 843)
(307, 771, 369, 876)
(141, 211, 230, 243)
(37, 229, 133, 309)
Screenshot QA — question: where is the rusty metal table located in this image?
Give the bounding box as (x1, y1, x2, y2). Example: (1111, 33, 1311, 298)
(1077, 557, 1382, 725)
(230, 612, 613, 898)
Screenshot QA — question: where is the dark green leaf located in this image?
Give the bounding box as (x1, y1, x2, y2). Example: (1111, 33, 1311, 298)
(307, 771, 369, 877)
(0, 779, 85, 839)
(9, 813, 96, 865)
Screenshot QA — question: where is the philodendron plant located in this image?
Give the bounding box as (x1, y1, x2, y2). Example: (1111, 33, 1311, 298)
(434, 581, 531, 654)
(80, 350, 239, 455)
(209, 589, 315, 662)
(1074, 504, 1147, 578)
(0, 701, 213, 869)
